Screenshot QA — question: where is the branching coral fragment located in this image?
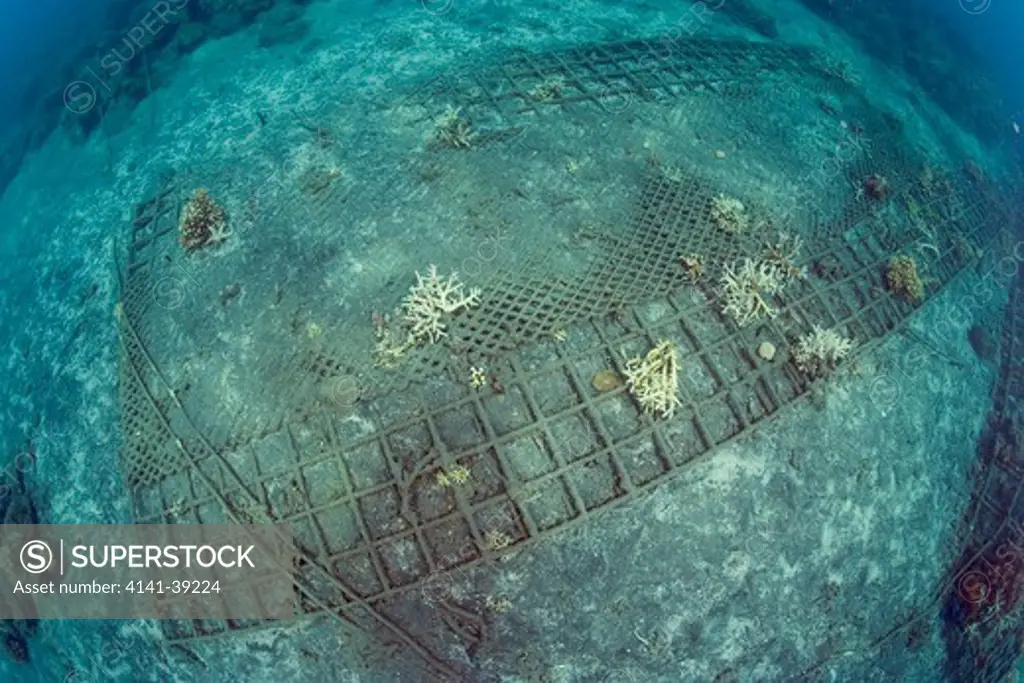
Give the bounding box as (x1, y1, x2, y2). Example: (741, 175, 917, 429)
(402, 265, 481, 344)
(469, 366, 487, 389)
(434, 105, 474, 149)
(719, 259, 784, 327)
(206, 221, 232, 246)
(793, 325, 854, 378)
(622, 340, 682, 419)
(373, 328, 415, 368)
(763, 232, 807, 281)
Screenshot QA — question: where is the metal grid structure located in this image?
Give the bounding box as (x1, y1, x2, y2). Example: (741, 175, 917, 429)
(399, 37, 820, 130)
(940, 261, 1024, 683)
(117, 179, 1005, 678)
(117, 33, 904, 464)
(113, 36, 1017, 681)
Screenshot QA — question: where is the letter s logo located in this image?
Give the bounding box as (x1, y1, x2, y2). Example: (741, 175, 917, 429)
(21, 540, 53, 574)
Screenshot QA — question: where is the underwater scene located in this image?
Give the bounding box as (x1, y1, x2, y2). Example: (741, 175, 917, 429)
(0, 0, 1023, 680)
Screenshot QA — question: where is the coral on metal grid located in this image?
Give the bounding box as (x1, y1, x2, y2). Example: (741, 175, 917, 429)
(372, 265, 481, 367)
(434, 105, 474, 149)
(179, 188, 230, 251)
(886, 254, 925, 302)
(719, 258, 785, 327)
(710, 194, 749, 236)
(622, 340, 682, 419)
(793, 325, 854, 378)
(401, 265, 481, 344)
(763, 232, 808, 281)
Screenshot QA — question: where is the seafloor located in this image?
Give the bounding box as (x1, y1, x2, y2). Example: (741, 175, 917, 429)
(0, 0, 1020, 681)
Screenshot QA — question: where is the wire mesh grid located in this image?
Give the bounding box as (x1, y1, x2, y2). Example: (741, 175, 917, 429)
(936, 263, 1024, 683)
(398, 37, 820, 131)
(113, 36, 1016, 681)
(118, 178, 1005, 679)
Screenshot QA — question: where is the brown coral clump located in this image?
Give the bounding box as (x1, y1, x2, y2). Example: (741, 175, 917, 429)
(180, 188, 229, 251)
(680, 253, 704, 282)
(885, 255, 924, 302)
(527, 76, 565, 101)
(863, 174, 889, 201)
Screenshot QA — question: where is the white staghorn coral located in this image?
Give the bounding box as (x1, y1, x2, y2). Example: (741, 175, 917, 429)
(793, 325, 854, 378)
(719, 258, 784, 327)
(622, 340, 682, 419)
(401, 265, 481, 344)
